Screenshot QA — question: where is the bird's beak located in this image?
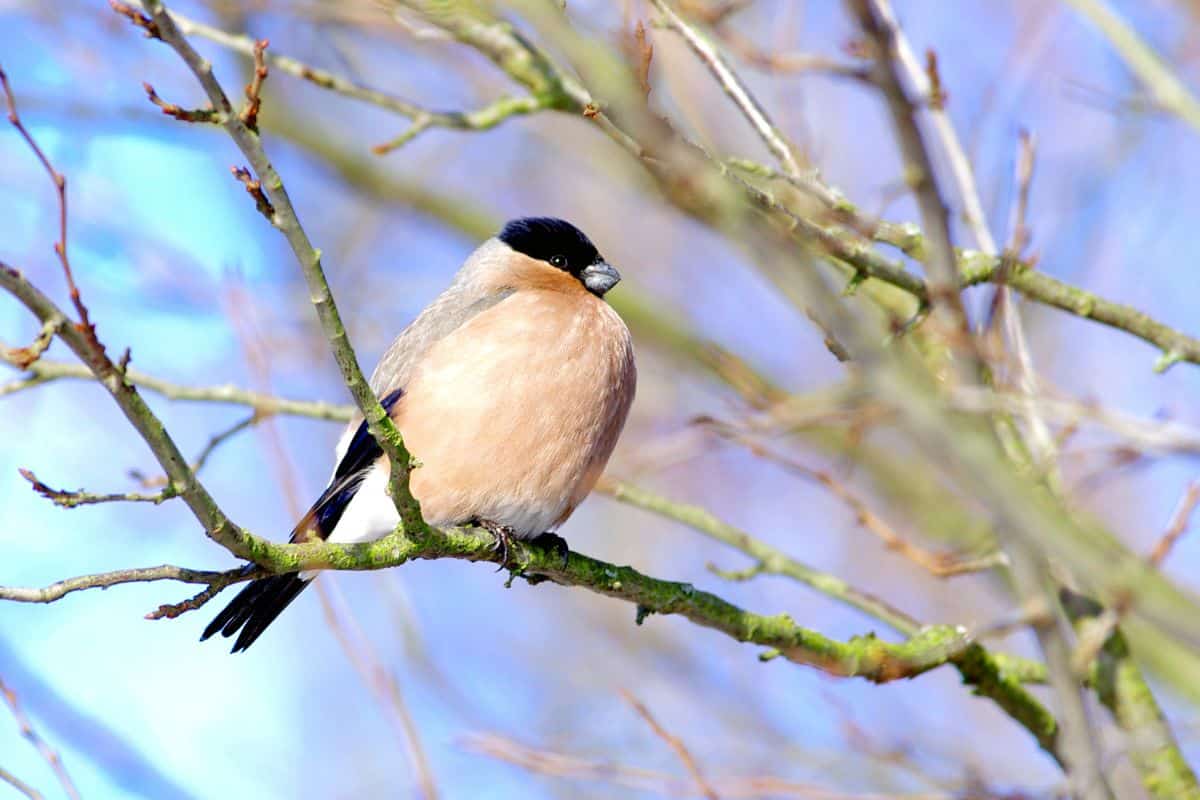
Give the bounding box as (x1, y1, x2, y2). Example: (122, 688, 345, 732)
(582, 261, 621, 296)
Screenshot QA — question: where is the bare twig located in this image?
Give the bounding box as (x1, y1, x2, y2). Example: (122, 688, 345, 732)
(239, 38, 268, 131)
(231, 165, 277, 222)
(143, 4, 545, 153)
(845, 0, 979, 378)
(1148, 479, 1200, 568)
(316, 581, 440, 799)
(116, 0, 426, 533)
(704, 431, 1007, 578)
(1062, 0, 1200, 134)
(0, 767, 44, 800)
(0, 352, 353, 420)
(0, 564, 262, 605)
(465, 731, 954, 799)
(598, 477, 921, 634)
(717, 29, 871, 81)
(1, 318, 62, 370)
(0, 678, 80, 800)
(130, 411, 262, 489)
(142, 81, 220, 123)
(109, 0, 159, 37)
(1, 66, 97, 351)
(20, 467, 177, 508)
(621, 691, 720, 800)
(0, 67, 261, 561)
(1006, 130, 1037, 258)
(651, 0, 803, 177)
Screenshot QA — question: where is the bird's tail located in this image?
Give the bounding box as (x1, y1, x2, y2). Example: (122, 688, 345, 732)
(200, 402, 388, 653)
(200, 568, 312, 653)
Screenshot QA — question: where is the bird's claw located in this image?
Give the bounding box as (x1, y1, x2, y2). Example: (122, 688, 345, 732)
(477, 518, 516, 571)
(531, 531, 570, 569)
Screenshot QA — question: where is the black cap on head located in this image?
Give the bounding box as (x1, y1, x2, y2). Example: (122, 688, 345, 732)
(498, 217, 602, 277)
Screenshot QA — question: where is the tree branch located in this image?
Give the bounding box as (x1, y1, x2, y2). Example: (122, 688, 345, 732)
(0, 350, 354, 420)
(0, 564, 262, 605)
(124, 0, 426, 533)
(168, 3, 1200, 372)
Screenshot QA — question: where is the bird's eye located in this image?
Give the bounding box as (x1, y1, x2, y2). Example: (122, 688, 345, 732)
(549, 254, 568, 269)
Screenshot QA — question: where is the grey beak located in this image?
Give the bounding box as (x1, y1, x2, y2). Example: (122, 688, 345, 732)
(581, 261, 621, 296)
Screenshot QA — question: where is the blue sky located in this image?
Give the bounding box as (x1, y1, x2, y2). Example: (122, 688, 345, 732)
(2, 1, 1200, 798)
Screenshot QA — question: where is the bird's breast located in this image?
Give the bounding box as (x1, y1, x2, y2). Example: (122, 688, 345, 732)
(393, 290, 635, 537)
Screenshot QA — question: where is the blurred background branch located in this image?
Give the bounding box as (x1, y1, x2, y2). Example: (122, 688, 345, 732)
(3, 0, 1200, 798)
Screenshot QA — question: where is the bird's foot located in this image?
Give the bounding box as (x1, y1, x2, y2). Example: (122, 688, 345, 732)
(476, 518, 517, 570)
(530, 531, 570, 569)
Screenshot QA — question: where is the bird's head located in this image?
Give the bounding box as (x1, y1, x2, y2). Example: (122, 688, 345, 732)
(496, 216, 620, 297)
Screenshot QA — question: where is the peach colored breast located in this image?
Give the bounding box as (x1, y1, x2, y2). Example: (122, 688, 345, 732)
(390, 289, 635, 537)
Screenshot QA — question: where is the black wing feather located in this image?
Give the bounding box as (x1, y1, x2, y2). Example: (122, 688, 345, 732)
(200, 389, 404, 652)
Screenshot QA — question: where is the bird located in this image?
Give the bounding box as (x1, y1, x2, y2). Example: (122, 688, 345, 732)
(201, 217, 637, 652)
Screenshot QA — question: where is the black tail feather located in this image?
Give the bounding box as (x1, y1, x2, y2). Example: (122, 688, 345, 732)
(200, 573, 311, 653)
(200, 389, 405, 653)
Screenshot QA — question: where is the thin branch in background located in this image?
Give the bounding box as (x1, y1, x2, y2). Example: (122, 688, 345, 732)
(947, 386, 1200, 458)
(224, 285, 440, 800)
(995, 126, 1055, 475)
(718, 28, 872, 81)
(0, 351, 354, 421)
(0, 678, 80, 800)
(623, 19, 655, 100)
(1147, 479, 1200, 568)
(621, 690, 721, 800)
(1006, 130, 1037, 258)
(316, 581, 440, 800)
(598, 477, 923, 635)
(0, 766, 44, 800)
(19, 467, 178, 508)
(844, 0, 981, 379)
(129, 411, 263, 489)
(464, 731, 956, 799)
(839, 5, 1108, 788)
(0, 66, 97, 352)
(192, 412, 262, 476)
(370, 95, 544, 155)
(1061, 0, 1200, 134)
(651, 0, 803, 177)
(706, 428, 1006, 578)
(1060, 590, 1200, 799)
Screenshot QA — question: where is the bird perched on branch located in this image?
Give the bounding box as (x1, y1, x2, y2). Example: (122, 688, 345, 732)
(202, 217, 637, 652)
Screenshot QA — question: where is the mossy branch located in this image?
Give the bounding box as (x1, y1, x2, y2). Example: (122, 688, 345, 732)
(602, 478, 1064, 765)
(1063, 591, 1200, 800)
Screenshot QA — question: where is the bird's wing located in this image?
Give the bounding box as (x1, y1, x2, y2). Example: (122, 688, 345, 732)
(369, 287, 515, 397)
(201, 386, 405, 652)
(291, 386, 405, 543)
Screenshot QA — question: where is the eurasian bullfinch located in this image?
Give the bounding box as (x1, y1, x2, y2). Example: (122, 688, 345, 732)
(202, 217, 637, 652)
